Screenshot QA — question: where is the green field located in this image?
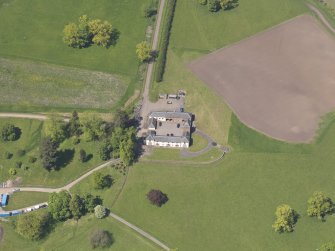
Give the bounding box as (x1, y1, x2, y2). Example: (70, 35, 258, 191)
(111, 114, 335, 251)
(70, 165, 128, 209)
(0, 0, 151, 111)
(0, 215, 159, 251)
(189, 133, 208, 152)
(0, 58, 127, 111)
(5, 192, 49, 211)
(150, 0, 308, 145)
(0, 118, 104, 187)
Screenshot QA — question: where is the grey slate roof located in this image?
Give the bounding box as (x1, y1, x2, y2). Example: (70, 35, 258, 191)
(146, 135, 189, 144)
(149, 111, 192, 120)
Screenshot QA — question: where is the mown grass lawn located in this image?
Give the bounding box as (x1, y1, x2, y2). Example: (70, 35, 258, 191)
(150, 0, 308, 145)
(0, 0, 150, 76)
(5, 191, 49, 211)
(0, 118, 104, 187)
(112, 114, 335, 251)
(189, 133, 208, 152)
(0, 0, 151, 112)
(70, 165, 128, 209)
(0, 215, 159, 251)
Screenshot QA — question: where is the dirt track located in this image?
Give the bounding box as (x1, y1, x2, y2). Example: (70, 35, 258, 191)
(189, 15, 335, 142)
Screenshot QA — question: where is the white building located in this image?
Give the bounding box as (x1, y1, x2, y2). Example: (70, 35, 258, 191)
(145, 111, 192, 148)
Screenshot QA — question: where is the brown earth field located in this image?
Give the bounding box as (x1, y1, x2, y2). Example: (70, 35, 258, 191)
(189, 14, 335, 143)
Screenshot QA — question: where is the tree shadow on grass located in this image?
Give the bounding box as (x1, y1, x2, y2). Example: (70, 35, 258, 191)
(56, 149, 75, 170)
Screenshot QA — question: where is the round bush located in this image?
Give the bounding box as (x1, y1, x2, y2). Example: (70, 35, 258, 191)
(147, 189, 168, 207)
(16, 149, 26, 157)
(1, 123, 20, 141)
(94, 205, 107, 219)
(90, 229, 113, 249)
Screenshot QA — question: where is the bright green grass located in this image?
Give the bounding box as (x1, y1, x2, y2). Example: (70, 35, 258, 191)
(150, 0, 308, 145)
(0, 118, 103, 187)
(0, 0, 150, 76)
(0, 215, 159, 251)
(142, 146, 223, 162)
(3, 122, 333, 249)
(189, 133, 208, 152)
(0, 57, 127, 111)
(112, 114, 335, 251)
(70, 166, 127, 209)
(5, 192, 49, 211)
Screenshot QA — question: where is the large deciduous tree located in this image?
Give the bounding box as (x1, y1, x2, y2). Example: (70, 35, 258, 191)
(44, 118, 67, 143)
(307, 191, 334, 220)
(16, 211, 51, 241)
(147, 189, 169, 207)
(81, 113, 105, 141)
(94, 205, 107, 219)
(272, 204, 298, 233)
(69, 194, 85, 220)
(136, 41, 152, 62)
(90, 229, 113, 248)
(48, 191, 72, 221)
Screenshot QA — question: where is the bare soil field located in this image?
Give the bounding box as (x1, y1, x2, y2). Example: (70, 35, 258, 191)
(189, 15, 335, 142)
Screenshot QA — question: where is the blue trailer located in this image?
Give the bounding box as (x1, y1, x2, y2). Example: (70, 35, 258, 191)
(1, 194, 8, 207)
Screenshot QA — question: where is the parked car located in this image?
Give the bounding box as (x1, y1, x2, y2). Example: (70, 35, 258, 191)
(167, 101, 172, 104)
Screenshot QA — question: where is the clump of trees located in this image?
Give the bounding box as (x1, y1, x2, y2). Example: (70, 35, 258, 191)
(39, 109, 137, 172)
(272, 204, 298, 233)
(1, 123, 21, 141)
(48, 190, 101, 221)
(147, 189, 169, 207)
(15, 210, 51, 241)
(307, 191, 334, 221)
(90, 229, 113, 249)
(63, 15, 118, 49)
(199, 0, 239, 12)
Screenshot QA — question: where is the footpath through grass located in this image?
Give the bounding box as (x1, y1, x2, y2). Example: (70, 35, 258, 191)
(0, 215, 159, 251)
(150, 0, 307, 145)
(112, 114, 335, 251)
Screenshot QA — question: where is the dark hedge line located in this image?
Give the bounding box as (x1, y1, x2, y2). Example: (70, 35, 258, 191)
(155, 0, 177, 82)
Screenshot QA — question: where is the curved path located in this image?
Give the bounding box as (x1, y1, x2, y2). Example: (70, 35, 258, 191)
(0, 159, 120, 194)
(307, 3, 335, 33)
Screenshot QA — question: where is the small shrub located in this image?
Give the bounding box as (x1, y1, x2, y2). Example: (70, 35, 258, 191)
(73, 137, 80, 145)
(94, 205, 107, 219)
(90, 229, 113, 249)
(28, 156, 37, 163)
(9, 168, 17, 176)
(199, 0, 207, 4)
(79, 149, 87, 163)
(17, 149, 26, 157)
(23, 165, 29, 171)
(15, 161, 22, 169)
(147, 189, 168, 207)
(4, 151, 12, 159)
